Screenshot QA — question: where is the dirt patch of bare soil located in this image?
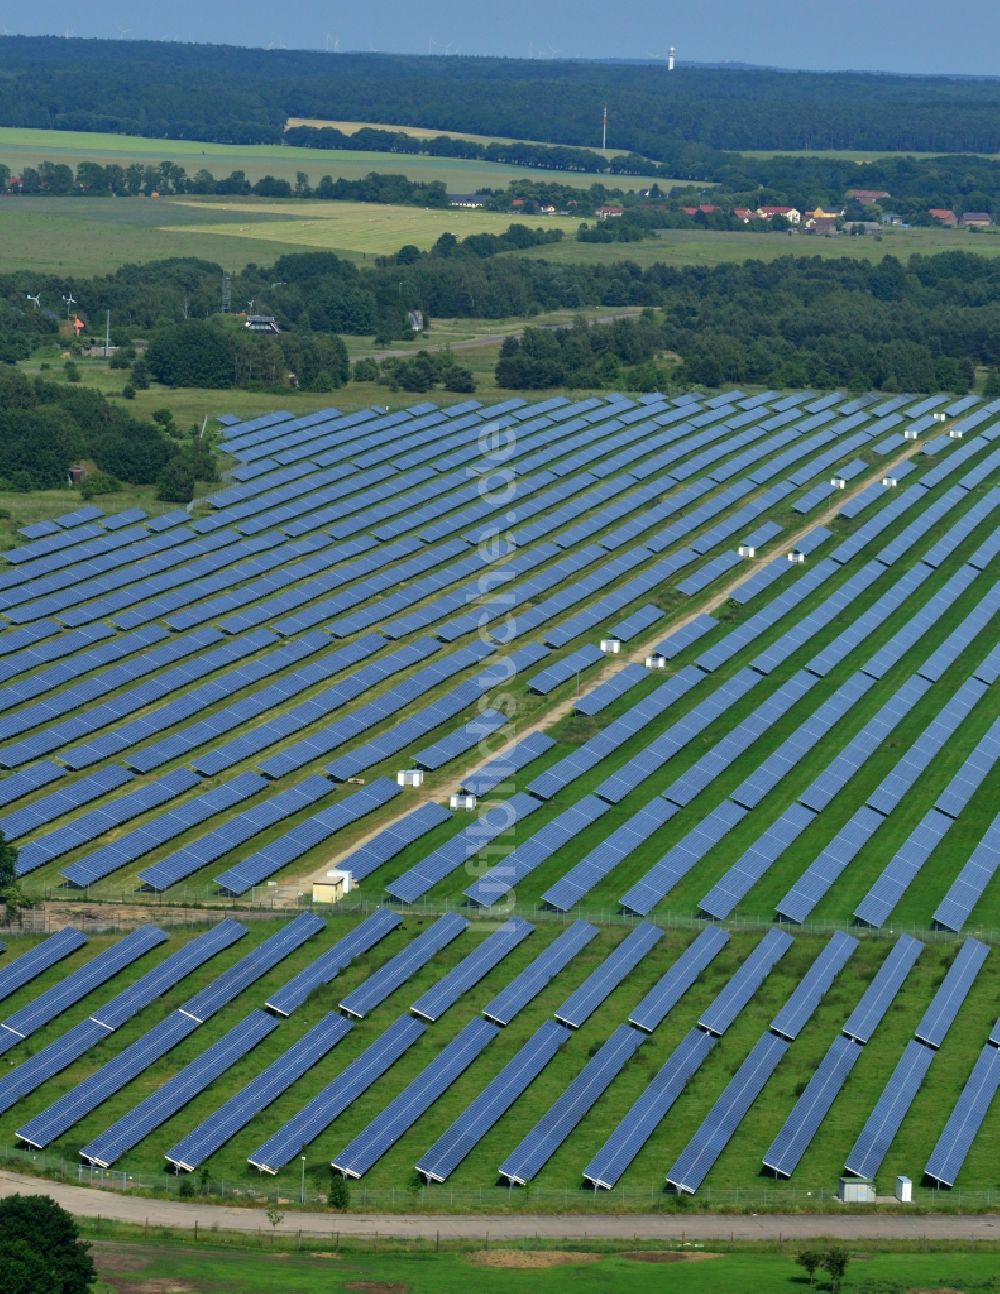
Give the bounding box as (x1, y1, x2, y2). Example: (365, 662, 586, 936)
(621, 1251, 724, 1263)
(129, 1282, 196, 1294)
(92, 1247, 148, 1273)
(468, 1250, 605, 1269)
(344, 1283, 408, 1293)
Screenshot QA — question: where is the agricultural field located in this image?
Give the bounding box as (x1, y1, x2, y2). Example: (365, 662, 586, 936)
(0, 124, 665, 190)
(285, 116, 626, 160)
(515, 223, 1000, 269)
(0, 386, 996, 1207)
(78, 1233, 1000, 1294)
(162, 198, 580, 255)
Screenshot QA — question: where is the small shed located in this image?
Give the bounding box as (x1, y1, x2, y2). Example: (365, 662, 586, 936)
(397, 769, 425, 788)
(738, 543, 757, 558)
(896, 1175, 912, 1203)
(600, 637, 622, 654)
(949, 427, 964, 439)
(645, 653, 667, 669)
(312, 868, 353, 905)
(904, 428, 920, 440)
(934, 412, 948, 423)
(450, 793, 477, 811)
(787, 550, 806, 564)
(882, 474, 899, 488)
(830, 475, 847, 490)
(838, 1178, 876, 1204)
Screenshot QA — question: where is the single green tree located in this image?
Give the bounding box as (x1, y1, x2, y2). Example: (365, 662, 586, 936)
(0, 1194, 97, 1293)
(0, 1238, 59, 1294)
(327, 1174, 350, 1210)
(795, 1250, 823, 1285)
(822, 1248, 851, 1294)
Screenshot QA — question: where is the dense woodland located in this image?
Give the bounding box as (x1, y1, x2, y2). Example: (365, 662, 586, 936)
(0, 366, 216, 498)
(3, 37, 1000, 158)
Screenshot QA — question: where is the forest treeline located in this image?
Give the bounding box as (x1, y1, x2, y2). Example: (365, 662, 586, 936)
(11, 147, 1000, 222)
(7, 242, 1000, 397)
(2, 37, 1000, 158)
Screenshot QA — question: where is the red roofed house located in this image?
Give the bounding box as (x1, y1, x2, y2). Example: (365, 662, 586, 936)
(929, 208, 957, 226)
(595, 204, 624, 219)
(757, 205, 801, 224)
(733, 207, 755, 223)
(847, 188, 891, 203)
(960, 212, 992, 228)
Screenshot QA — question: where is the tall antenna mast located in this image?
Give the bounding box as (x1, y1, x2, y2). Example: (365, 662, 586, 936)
(602, 103, 607, 151)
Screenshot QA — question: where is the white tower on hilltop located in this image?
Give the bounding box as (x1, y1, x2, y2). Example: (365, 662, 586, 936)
(668, 47, 676, 71)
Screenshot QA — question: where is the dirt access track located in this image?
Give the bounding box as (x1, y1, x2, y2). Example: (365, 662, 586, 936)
(1, 1170, 997, 1242)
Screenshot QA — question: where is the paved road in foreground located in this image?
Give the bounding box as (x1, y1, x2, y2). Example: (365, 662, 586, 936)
(1, 1171, 996, 1241)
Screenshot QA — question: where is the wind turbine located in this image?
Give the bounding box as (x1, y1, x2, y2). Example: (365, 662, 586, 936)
(26, 293, 41, 309)
(325, 33, 340, 51)
(117, 27, 131, 39)
(62, 291, 77, 320)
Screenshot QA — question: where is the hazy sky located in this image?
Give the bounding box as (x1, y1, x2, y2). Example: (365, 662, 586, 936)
(2, 0, 997, 76)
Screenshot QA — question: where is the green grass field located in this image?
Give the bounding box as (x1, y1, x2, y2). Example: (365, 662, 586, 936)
(83, 1232, 1000, 1294)
(0, 124, 667, 190)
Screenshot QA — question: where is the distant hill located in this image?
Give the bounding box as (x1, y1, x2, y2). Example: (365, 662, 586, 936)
(1, 36, 1000, 157)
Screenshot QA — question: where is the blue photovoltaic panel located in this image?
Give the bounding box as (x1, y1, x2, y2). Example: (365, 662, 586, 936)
(583, 1028, 716, 1188)
(698, 929, 794, 1037)
(339, 913, 468, 1019)
(541, 799, 678, 913)
(924, 1044, 1000, 1187)
(843, 935, 924, 1044)
(81, 1010, 279, 1167)
(844, 1040, 935, 1180)
(554, 922, 663, 1029)
(628, 926, 730, 1033)
(16, 1010, 201, 1149)
(461, 732, 556, 796)
(527, 644, 605, 695)
(574, 664, 648, 717)
(464, 794, 612, 908)
(165, 1013, 353, 1170)
(90, 918, 248, 1031)
(179, 912, 324, 1023)
(0, 928, 87, 1004)
(332, 1017, 498, 1178)
(416, 1019, 569, 1182)
(483, 921, 599, 1026)
(411, 918, 533, 1022)
(933, 812, 1000, 933)
(666, 1031, 789, 1193)
(0, 1019, 110, 1116)
(248, 1014, 423, 1172)
(335, 804, 452, 884)
(770, 931, 858, 1042)
(762, 1035, 862, 1178)
(913, 937, 989, 1050)
(853, 809, 954, 928)
(0, 925, 167, 1048)
(265, 909, 402, 1016)
(499, 1024, 645, 1185)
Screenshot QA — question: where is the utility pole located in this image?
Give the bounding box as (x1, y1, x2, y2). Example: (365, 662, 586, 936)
(602, 103, 607, 151)
(104, 310, 111, 359)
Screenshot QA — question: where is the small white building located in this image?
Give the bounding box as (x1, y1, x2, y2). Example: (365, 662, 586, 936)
(600, 638, 622, 654)
(838, 1178, 876, 1204)
(450, 793, 477, 811)
(882, 474, 899, 488)
(397, 769, 425, 788)
(830, 475, 847, 490)
(896, 1175, 912, 1203)
(933, 411, 948, 423)
(787, 550, 806, 564)
(646, 653, 667, 669)
(738, 543, 757, 558)
(904, 428, 920, 440)
(949, 427, 964, 439)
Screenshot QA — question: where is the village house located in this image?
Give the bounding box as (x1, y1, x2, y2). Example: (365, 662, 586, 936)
(960, 211, 992, 228)
(846, 187, 891, 203)
(756, 205, 802, 224)
(595, 204, 624, 219)
(929, 208, 958, 226)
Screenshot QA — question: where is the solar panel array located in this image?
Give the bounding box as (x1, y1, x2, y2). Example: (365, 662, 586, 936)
(0, 387, 997, 1194)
